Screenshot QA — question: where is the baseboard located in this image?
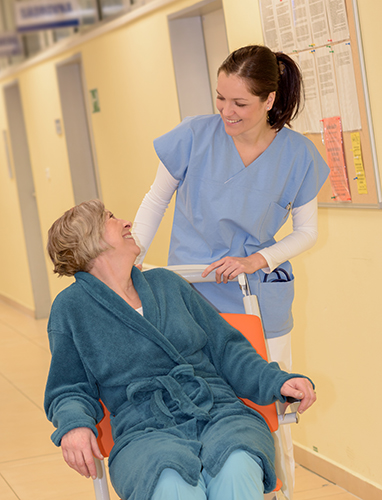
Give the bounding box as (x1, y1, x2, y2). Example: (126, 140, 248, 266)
(0, 293, 35, 317)
(293, 443, 382, 500)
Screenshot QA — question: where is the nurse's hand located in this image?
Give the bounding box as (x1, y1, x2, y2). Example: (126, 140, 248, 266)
(202, 254, 268, 283)
(61, 427, 104, 479)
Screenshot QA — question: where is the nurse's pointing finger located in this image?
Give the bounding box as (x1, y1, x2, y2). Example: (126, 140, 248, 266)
(202, 260, 224, 277)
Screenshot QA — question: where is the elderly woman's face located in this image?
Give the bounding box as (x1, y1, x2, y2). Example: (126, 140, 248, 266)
(102, 211, 140, 257)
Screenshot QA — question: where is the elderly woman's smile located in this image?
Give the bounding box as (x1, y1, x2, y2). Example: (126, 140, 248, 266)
(103, 211, 139, 251)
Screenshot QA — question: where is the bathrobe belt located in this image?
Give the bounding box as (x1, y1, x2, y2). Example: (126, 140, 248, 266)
(126, 364, 214, 426)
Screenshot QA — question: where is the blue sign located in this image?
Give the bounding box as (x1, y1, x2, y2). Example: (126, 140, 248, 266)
(0, 33, 23, 57)
(15, 0, 80, 32)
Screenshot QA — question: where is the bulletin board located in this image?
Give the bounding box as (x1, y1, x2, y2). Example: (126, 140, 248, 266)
(259, 0, 381, 208)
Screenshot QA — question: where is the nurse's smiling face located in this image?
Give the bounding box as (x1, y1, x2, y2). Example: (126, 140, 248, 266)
(216, 72, 275, 140)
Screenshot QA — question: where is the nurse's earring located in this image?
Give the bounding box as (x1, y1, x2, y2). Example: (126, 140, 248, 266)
(266, 106, 271, 122)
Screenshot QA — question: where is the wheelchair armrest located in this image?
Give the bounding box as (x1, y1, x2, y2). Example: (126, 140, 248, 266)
(277, 398, 301, 425)
(285, 397, 300, 404)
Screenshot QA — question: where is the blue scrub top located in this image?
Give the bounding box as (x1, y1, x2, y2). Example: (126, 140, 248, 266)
(154, 115, 329, 338)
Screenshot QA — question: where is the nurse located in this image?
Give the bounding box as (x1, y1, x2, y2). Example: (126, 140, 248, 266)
(133, 44, 329, 500)
(134, 44, 329, 351)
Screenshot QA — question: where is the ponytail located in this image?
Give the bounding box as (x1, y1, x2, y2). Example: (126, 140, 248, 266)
(269, 52, 303, 130)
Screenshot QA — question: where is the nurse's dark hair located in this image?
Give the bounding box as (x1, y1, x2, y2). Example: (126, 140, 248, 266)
(47, 199, 110, 277)
(218, 45, 303, 131)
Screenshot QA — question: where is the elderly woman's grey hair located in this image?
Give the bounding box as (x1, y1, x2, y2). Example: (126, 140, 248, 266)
(47, 199, 110, 277)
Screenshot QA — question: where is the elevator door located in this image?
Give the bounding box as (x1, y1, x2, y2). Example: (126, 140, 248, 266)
(56, 58, 100, 203)
(169, 1, 229, 119)
(3, 81, 51, 319)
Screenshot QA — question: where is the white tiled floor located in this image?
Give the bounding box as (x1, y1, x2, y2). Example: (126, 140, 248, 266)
(0, 299, 359, 500)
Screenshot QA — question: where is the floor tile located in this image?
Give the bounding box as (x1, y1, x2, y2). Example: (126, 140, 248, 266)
(0, 454, 121, 500)
(0, 336, 50, 408)
(0, 302, 48, 341)
(0, 474, 19, 500)
(0, 454, 95, 500)
(0, 376, 58, 463)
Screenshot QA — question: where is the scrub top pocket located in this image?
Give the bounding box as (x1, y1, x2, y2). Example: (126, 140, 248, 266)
(258, 277, 295, 339)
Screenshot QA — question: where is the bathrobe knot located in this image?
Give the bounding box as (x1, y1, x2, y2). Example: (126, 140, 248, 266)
(126, 364, 214, 426)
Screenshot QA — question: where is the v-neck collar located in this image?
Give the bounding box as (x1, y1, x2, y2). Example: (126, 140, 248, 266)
(229, 126, 283, 170)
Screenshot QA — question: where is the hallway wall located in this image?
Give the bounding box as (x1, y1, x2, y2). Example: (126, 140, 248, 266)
(0, 0, 380, 496)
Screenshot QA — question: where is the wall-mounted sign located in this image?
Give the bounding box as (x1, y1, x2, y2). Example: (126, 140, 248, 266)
(0, 33, 23, 57)
(15, 0, 80, 32)
(55, 118, 63, 135)
(89, 89, 100, 113)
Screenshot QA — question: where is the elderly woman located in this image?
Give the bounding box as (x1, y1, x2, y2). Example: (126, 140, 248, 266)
(44, 199, 316, 500)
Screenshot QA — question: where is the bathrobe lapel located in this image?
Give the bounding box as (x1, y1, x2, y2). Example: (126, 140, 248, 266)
(75, 269, 188, 366)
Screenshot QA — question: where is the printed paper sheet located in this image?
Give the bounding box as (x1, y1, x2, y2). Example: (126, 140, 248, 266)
(293, 0, 313, 50)
(274, 0, 296, 53)
(351, 132, 368, 194)
(259, 0, 280, 51)
(325, 0, 349, 42)
(297, 50, 322, 133)
(307, 0, 331, 47)
(333, 42, 361, 131)
(321, 116, 351, 201)
(315, 45, 340, 119)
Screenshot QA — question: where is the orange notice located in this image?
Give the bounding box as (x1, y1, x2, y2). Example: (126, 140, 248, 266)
(321, 116, 351, 202)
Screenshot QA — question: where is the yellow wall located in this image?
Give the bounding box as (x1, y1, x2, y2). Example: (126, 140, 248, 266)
(0, 0, 380, 492)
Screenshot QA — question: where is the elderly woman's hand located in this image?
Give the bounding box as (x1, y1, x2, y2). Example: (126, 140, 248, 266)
(61, 427, 103, 479)
(280, 378, 316, 414)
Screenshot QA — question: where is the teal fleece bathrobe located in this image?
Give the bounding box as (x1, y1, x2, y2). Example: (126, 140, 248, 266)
(44, 267, 309, 500)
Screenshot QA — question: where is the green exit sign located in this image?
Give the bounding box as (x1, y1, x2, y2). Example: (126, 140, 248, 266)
(90, 89, 100, 113)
